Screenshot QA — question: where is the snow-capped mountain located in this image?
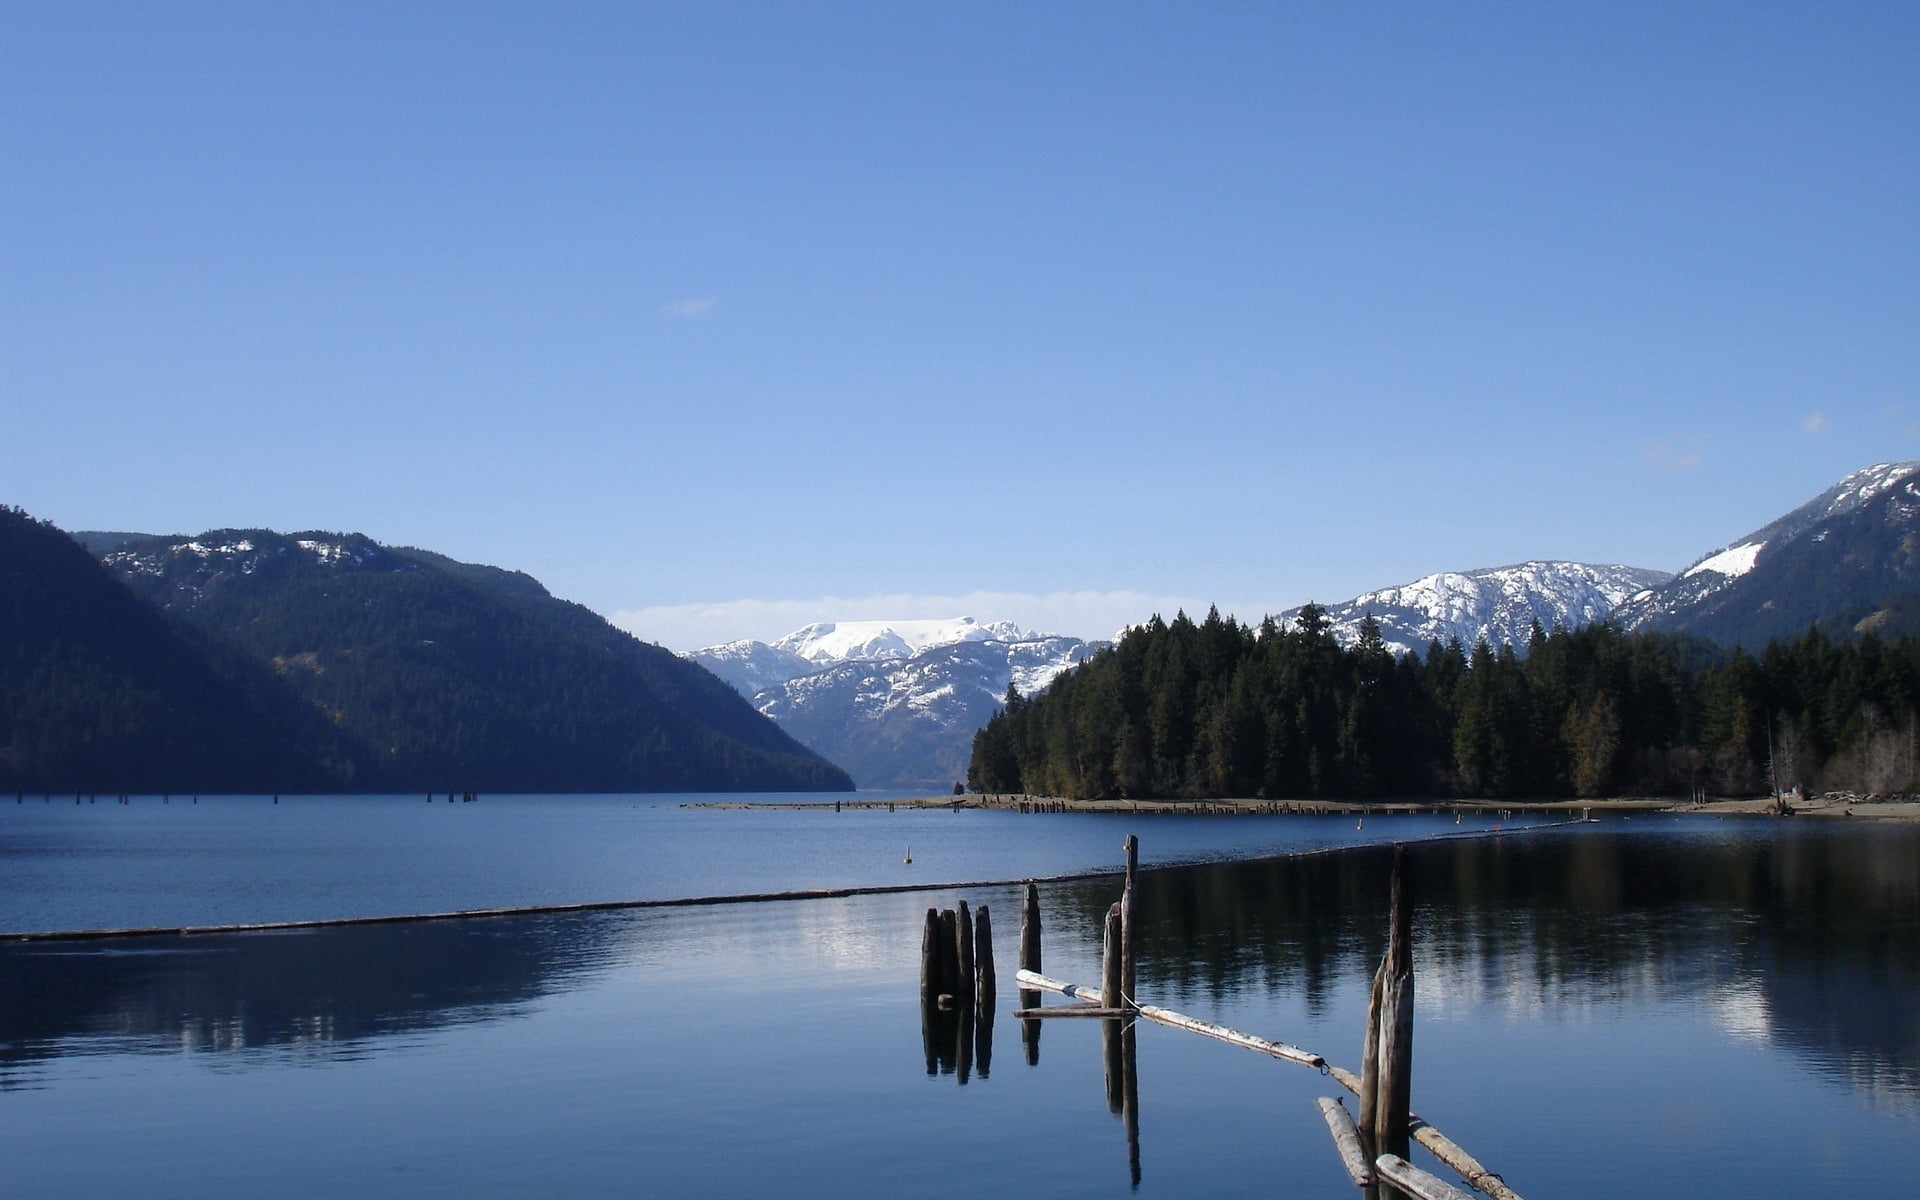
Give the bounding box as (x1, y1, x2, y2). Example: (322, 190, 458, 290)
(1284, 562, 1673, 657)
(1613, 462, 1920, 644)
(688, 618, 1098, 789)
(757, 635, 1098, 790)
(689, 639, 819, 698)
(771, 618, 1032, 666)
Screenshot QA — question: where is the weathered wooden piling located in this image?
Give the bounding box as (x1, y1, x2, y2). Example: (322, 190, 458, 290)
(937, 908, 960, 1001)
(920, 907, 940, 1000)
(1019, 882, 1043, 1064)
(974, 905, 995, 1010)
(1019, 882, 1042, 976)
(1369, 847, 1415, 1158)
(956, 900, 975, 1003)
(1101, 902, 1124, 1014)
(1120, 834, 1139, 1009)
(1358, 960, 1385, 1142)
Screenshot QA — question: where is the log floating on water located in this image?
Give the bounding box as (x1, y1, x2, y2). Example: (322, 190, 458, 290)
(1135, 1005, 1322, 1068)
(1010, 1005, 1133, 1019)
(1316, 1096, 1374, 1186)
(1014, 968, 1105, 1006)
(1375, 1154, 1478, 1200)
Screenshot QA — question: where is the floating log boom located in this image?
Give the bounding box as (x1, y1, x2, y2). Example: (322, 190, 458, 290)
(1316, 1097, 1374, 1186)
(1136, 1005, 1321, 1068)
(1375, 1154, 1478, 1200)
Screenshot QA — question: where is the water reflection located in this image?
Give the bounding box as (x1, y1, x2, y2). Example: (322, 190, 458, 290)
(0, 913, 627, 1086)
(1043, 822, 1920, 1110)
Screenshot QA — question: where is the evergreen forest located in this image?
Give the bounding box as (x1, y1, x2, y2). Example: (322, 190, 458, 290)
(968, 606, 1920, 801)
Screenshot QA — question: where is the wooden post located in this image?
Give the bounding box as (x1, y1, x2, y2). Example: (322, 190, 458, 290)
(974, 905, 996, 1010)
(956, 899, 974, 1005)
(1019, 882, 1041, 975)
(1358, 959, 1384, 1140)
(1374, 847, 1415, 1159)
(920, 908, 940, 1002)
(938, 908, 959, 1001)
(974, 1000, 994, 1078)
(1120, 833, 1139, 1010)
(1019, 882, 1042, 1065)
(1101, 902, 1123, 1018)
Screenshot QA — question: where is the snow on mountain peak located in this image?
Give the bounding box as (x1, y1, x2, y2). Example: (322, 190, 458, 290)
(770, 617, 1033, 665)
(1291, 561, 1671, 657)
(1683, 541, 1764, 580)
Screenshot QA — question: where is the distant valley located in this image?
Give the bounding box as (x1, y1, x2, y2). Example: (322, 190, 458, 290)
(689, 619, 1098, 790)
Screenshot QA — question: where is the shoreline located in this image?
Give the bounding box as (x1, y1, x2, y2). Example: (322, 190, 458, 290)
(692, 791, 1920, 820)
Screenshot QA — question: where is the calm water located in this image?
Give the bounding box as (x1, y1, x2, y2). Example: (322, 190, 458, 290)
(2, 806, 1916, 1199)
(0, 791, 1548, 932)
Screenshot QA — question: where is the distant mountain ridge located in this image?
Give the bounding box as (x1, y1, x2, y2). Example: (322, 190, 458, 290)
(1615, 461, 1920, 645)
(51, 524, 852, 793)
(1283, 561, 1672, 657)
(688, 619, 1098, 789)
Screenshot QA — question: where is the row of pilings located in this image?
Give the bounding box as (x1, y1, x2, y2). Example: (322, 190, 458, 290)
(919, 900, 997, 1079)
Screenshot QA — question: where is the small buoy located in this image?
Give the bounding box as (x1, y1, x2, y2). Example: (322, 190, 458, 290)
(1454, 812, 1462, 825)
(903, 844, 913, 864)
(1355, 817, 1364, 830)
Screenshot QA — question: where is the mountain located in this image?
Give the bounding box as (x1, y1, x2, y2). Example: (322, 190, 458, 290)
(691, 638, 819, 698)
(91, 528, 852, 793)
(2, 508, 353, 793)
(1283, 561, 1673, 657)
(1614, 462, 1920, 646)
(689, 620, 1097, 790)
(772, 618, 1031, 666)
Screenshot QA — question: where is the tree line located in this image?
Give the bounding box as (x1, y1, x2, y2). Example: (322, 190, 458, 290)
(968, 606, 1920, 800)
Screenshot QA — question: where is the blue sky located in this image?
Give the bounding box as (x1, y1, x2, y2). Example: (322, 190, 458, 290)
(4, 3, 1916, 649)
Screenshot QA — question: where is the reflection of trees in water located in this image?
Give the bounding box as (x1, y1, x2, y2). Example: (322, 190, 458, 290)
(0, 912, 630, 1084)
(1050, 826, 1920, 1107)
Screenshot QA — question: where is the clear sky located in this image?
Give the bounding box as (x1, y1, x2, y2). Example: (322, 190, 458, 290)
(4, 3, 1916, 649)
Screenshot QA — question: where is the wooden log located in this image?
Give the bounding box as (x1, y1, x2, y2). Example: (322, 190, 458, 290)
(1316, 1096, 1374, 1186)
(1135, 1005, 1323, 1068)
(1326, 1067, 1526, 1200)
(1019, 882, 1042, 975)
(974, 905, 996, 1009)
(1374, 1154, 1476, 1200)
(1010, 1006, 1133, 1018)
(956, 899, 975, 1006)
(1375, 848, 1415, 1158)
(1015, 968, 1105, 1006)
(1407, 1122, 1522, 1200)
(1101, 902, 1123, 1015)
(1120, 834, 1139, 1009)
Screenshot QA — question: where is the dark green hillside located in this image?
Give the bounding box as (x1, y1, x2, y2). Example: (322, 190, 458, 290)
(102, 530, 851, 793)
(1, 509, 354, 793)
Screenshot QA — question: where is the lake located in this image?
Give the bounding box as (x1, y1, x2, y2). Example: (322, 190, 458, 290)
(2, 797, 1916, 1198)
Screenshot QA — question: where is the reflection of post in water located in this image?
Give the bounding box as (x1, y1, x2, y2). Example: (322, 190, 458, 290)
(918, 898, 997, 1084)
(975, 905, 995, 1077)
(1101, 1015, 1141, 1187)
(1018, 882, 1042, 1065)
